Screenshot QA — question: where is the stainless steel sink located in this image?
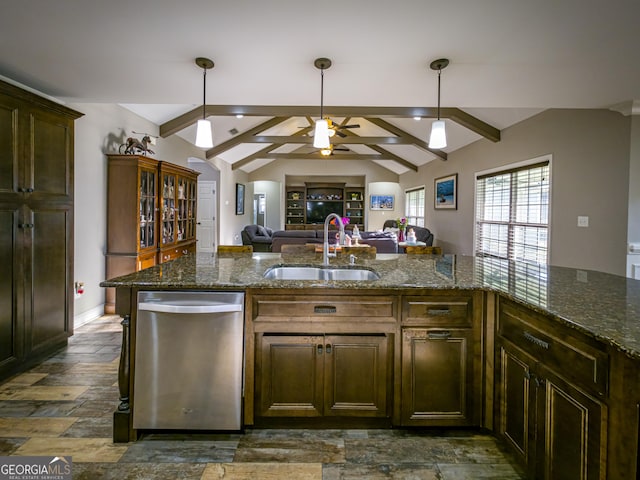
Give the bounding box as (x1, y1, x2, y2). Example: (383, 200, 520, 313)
(263, 266, 380, 281)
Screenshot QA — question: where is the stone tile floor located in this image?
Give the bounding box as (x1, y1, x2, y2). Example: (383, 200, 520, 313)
(0, 315, 525, 479)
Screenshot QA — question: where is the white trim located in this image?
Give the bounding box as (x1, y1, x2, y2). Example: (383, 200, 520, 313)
(473, 154, 553, 262)
(74, 304, 105, 328)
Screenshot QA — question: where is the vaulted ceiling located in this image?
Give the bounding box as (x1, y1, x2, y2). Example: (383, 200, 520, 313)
(1, 1, 638, 174)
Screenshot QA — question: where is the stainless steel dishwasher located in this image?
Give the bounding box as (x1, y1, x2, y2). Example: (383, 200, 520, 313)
(133, 291, 245, 430)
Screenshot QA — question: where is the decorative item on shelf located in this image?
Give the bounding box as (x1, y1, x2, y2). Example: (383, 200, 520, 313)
(119, 134, 156, 156)
(291, 192, 300, 200)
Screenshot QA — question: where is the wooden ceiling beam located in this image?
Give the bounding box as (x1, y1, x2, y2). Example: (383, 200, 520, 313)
(364, 117, 447, 161)
(249, 136, 414, 145)
(231, 126, 312, 170)
(160, 105, 500, 142)
(203, 116, 290, 159)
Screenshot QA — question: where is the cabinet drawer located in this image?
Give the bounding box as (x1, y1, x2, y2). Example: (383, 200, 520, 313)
(499, 301, 608, 396)
(253, 295, 397, 322)
(402, 295, 472, 327)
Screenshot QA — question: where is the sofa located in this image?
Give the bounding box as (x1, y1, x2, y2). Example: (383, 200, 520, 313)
(382, 220, 434, 246)
(271, 229, 398, 253)
(241, 224, 273, 252)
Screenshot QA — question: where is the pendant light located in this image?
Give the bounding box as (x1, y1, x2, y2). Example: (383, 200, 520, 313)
(429, 58, 449, 149)
(313, 58, 332, 149)
(195, 57, 214, 149)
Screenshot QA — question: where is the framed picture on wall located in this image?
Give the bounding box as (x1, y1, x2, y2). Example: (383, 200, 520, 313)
(236, 183, 245, 215)
(370, 194, 394, 210)
(434, 174, 457, 209)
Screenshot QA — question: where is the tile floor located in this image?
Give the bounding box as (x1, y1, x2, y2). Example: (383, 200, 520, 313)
(0, 315, 526, 479)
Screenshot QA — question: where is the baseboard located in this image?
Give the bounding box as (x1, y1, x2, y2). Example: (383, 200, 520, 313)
(74, 304, 105, 328)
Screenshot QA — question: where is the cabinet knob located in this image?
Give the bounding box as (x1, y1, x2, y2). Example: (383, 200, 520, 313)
(317, 344, 323, 354)
(325, 343, 332, 354)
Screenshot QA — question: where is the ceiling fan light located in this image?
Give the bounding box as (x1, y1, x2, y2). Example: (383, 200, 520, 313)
(313, 119, 330, 148)
(429, 120, 447, 149)
(195, 119, 213, 149)
(320, 147, 332, 156)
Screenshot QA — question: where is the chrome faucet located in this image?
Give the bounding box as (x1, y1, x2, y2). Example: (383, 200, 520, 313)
(323, 213, 345, 265)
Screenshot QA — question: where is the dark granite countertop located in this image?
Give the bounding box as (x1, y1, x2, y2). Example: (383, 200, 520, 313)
(101, 252, 640, 361)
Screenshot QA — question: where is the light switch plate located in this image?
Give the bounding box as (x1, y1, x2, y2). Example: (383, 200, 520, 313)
(577, 216, 589, 227)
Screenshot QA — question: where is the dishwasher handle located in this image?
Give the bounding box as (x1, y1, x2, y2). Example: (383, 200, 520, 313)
(138, 302, 243, 314)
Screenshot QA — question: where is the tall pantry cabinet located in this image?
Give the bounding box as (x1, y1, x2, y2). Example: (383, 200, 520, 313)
(0, 79, 82, 381)
(104, 155, 199, 313)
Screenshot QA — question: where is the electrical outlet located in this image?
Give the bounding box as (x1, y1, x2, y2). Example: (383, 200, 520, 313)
(576, 270, 588, 283)
(577, 216, 589, 227)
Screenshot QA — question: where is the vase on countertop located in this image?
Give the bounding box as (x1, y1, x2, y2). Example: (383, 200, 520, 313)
(398, 227, 405, 242)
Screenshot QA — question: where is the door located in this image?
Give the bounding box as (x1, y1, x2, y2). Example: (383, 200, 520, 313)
(535, 365, 606, 480)
(253, 193, 265, 226)
(257, 334, 324, 417)
(401, 328, 475, 425)
(324, 334, 390, 418)
(197, 180, 216, 253)
(497, 341, 536, 469)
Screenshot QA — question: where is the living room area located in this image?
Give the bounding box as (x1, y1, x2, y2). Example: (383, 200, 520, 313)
(237, 172, 436, 254)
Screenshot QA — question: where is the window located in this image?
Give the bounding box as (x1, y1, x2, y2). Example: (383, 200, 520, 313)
(475, 159, 550, 264)
(405, 187, 425, 226)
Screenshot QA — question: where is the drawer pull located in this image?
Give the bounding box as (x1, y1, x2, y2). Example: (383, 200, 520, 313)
(523, 331, 550, 350)
(325, 343, 332, 354)
(427, 308, 450, 316)
(314, 305, 337, 314)
(428, 330, 452, 340)
(317, 344, 323, 354)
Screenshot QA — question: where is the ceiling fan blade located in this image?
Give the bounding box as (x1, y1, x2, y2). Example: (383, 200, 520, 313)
(338, 124, 361, 129)
(333, 147, 350, 151)
(335, 130, 347, 138)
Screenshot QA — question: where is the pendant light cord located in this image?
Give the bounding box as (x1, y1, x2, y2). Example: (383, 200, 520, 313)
(436, 68, 441, 121)
(202, 67, 207, 120)
(320, 68, 324, 120)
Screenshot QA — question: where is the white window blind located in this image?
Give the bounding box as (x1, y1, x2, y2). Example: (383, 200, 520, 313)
(475, 161, 550, 264)
(405, 187, 425, 226)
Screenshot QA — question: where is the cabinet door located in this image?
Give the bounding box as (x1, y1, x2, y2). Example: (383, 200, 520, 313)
(159, 170, 177, 247)
(256, 334, 324, 417)
(401, 328, 475, 426)
(24, 206, 71, 353)
(0, 94, 19, 196)
(324, 334, 390, 418)
(0, 206, 22, 371)
(138, 166, 157, 251)
(26, 108, 74, 202)
(535, 365, 606, 480)
(497, 341, 537, 469)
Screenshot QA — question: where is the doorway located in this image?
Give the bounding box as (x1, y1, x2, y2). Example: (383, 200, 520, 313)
(253, 193, 266, 227)
(197, 180, 217, 253)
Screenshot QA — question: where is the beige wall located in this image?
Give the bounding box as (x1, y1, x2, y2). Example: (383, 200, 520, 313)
(400, 109, 631, 275)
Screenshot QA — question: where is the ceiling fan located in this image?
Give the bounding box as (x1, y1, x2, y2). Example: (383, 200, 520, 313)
(318, 144, 350, 156)
(299, 116, 360, 138)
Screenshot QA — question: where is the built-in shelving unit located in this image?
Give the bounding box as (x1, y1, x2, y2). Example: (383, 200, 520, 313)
(285, 183, 364, 229)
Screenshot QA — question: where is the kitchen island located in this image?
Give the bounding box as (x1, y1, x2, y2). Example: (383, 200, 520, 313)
(102, 251, 640, 479)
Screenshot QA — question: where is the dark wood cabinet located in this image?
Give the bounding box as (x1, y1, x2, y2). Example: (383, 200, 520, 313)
(105, 156, 199, 312)
(256, 333, 391, 418)
(0, 79, 81, 381)
(496, 299, 607, 480)
(400, 293, 482, 426)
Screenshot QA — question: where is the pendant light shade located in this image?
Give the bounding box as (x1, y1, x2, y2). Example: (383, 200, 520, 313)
(428, 120, 447, 149)
(195, 57, 214, 149)
(313, 119, 330, 148)
(429, 58, 449, 149)
(313, 58, 332, 150)
(195, 119, 213, 149)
